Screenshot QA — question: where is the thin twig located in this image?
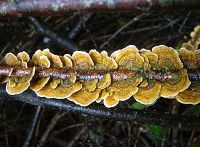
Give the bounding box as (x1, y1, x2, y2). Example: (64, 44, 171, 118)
(1, 87, 200, 131)
(100, 13, 145, 49)
(67, 126, 87, 147)
(39, 111, 66, 147)
(67, 13, 93, 40)
(28, 17, 81, 53)
(178, 12, 191, 32)
(22, 106, 42, 147)
(137, 17, 183, 46)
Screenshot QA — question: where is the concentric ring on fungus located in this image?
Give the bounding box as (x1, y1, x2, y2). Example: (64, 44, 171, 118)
(1, 40, 200, 107)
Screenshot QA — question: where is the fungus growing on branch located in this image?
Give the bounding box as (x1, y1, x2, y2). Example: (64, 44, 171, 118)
(134, 81, 161, 105)
(176, 83, 200, 104)
(111, 45, 144, 70)
(160, 69, 190, 98)
(0, 43, 199, 107)
(152, 45, 183, 70)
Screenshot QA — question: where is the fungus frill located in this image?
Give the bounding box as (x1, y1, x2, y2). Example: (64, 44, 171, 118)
(30, 49, 64, 95)
(89, 50, 117, 89)
(3, 52, 35, 95)
(190, 25, 200, 49)
(152, 45, 183, 70)
(151, 45, 190, 98)
(102, 46, 144, 106)
(181, 25, 200, 51)
(160, 69, 190, 98)
(89, 50, 118, 106)
(178, 48, 200, 69)
(134, 81, 161, 105)
(104, 94, 119, 108)
(68, 51, 101, 106)
(72, 51, 94, 69)
(111, 45, 144, 70)
(36, 50, 82, 99)
(140, 49, 158, 70)
(29, 50, 51, 91)
(0, 41, 199, 107)
(107, 77, 143, 101)
(176, 84, 200, 104)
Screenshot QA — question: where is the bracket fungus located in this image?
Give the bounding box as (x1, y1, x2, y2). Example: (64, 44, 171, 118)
(181, 25, 200, 51)
(134, 80, 161, 105)
(176, 83, 200, 104)
(3, 52, 35, 95)
(152, 45, 183, 70)
(178, 48, 200, 69)
(1, 37, 200, 107)
(111, 45, 144, 70)
(160, 69, 190, 98)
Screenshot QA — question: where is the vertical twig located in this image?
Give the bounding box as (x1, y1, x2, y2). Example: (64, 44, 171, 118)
(178, 12, 191, 32)
(22, 106, 42, 147)
(39, 111, 66, 147)
(67, 13, 93, 39)
(67, 126, 87, 147)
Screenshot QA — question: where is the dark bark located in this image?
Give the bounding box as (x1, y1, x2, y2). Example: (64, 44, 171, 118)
(0, 85, 199, 131)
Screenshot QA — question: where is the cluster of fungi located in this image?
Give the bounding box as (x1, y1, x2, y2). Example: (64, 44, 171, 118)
(0, 26, 200, 108)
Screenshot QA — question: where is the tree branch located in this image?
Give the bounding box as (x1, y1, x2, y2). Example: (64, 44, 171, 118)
(0, 0, 200, 16)
(0, 65, 199, 83)
(0, 85, 199, 131)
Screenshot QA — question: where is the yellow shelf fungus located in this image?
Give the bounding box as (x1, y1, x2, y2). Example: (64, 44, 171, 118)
(1, 25, 200, 107)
